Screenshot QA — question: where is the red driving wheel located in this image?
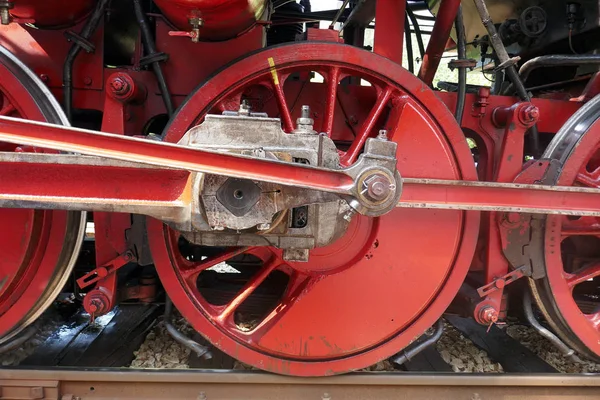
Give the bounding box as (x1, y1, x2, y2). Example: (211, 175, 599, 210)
(147, 42, 480, 375)
(532, 95, 600, 361)
(0, 46, 85, 345)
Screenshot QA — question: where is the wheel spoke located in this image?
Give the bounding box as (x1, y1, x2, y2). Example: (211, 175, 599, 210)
(383, 96, 408, 141)
(245, 273, 314, 342)
(180, 246, 250, 282)
(586, 312, 600, 329)
(322, 66, 341, 137)
(576, 169, 600, 188)
(215, 257, 280, 323)
(566, 262, 600, 288)
(341, 87, 393, 166)
(270, 73, 294, 132)
(561, 216, 600, 237)
(0, 102, 15, 116)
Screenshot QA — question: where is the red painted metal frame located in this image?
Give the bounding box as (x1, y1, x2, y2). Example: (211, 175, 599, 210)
(373, 0, 406, 65)
(82, 72, 142, 318)
(417, 0, 462, 86)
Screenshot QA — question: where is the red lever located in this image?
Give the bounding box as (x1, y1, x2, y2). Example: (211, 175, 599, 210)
(168, 30, 198, 39)
(77, 250, 135, 289)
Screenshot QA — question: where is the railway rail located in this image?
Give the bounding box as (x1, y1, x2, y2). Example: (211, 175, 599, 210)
(3, 369, 600, 400)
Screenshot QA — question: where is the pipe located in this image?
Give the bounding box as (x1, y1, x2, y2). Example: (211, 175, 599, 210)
(454, 4, 467, 125)
(519, 54, 600, 84)
(132, 0, 174, 119)
(0, 325, 37, 354)
(329, 0, 351, 29)
(391, 319, 444, 365)
(406, 7, 425, 60)
(470, 0, 539, 157)
(522, 291, 583, 363)
(405, 12, 414, 74)
(164, 297, 212, 359)
(418, 0, 462, 86)
(63, 0, 110, 122)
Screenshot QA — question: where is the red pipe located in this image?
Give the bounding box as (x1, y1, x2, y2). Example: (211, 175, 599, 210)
(417, 0, 462, 86)
(373, 0, 406, 65)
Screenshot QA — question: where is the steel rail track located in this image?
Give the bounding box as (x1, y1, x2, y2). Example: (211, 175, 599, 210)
(2, 369, 600, 399)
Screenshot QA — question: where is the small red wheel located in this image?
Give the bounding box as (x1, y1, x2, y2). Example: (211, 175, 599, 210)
(531, 94, 600, 360)
(148, 42, 480, 375)
(0, 46, 85, 345)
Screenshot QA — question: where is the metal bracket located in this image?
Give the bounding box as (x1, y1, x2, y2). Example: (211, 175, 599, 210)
(477, 264, 532, 297)
(448, 59, 477, 70)
(139, 52, 169, 67)
(64, 30, 96, 53)
(494, 56, 521, 72)
(77, 250, 136, 289)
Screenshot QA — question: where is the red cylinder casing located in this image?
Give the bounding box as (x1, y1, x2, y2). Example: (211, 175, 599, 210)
(153, 0, 267, 41)
(11, 0, 96, 28)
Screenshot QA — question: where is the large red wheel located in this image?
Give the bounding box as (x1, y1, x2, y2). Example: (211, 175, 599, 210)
(531, 94, 600, 361)
(148, 42, 480, 375)
(0, 46, 85, 345)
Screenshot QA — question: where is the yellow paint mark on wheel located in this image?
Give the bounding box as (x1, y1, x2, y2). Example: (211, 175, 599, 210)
(268, 57, 279, 86)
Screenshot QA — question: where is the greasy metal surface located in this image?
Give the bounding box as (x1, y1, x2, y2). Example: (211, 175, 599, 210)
(9, 154, 600, 219)
(186, 112, 350, 245)
(399, 178, 600, 216)
(2, 369, 600, 400)
(0, 116, 400, 216)
(0, 116, 356, 195)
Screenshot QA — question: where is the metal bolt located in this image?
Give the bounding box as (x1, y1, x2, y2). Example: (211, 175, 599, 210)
(88, 301, 99, 313)
(197, 392, 207, 400)
(294, 105, 316, 134)
(83, 76, 92, 86)
(479, 306, 499, 324)
(363, 174, 394, 202)
(322, 393, 331, 400)
(0, 4, 11, 26)
(301, 105, 310, 119)
(343, 211, 354, 222)
(257, 223, 271, 231)
(39, 74, 49, 83)
(377, 129, 388, 141)
(239, 99, 251, 116)
(519, 105, 540, 124)
(110, 77, 129, 95)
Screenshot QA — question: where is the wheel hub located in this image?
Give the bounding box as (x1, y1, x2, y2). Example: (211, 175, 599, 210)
(148, 42, 480, 375)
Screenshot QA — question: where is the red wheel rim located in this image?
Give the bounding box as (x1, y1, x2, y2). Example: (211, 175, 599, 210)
(542, 113, 600, 358)
(149, 43, 480, 375)
(0, 46, 84, 344)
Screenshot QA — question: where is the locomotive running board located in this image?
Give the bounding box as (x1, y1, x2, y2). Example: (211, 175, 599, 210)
(0, 116, 599, 217)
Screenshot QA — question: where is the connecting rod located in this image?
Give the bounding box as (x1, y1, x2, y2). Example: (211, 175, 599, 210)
(2, 116, 600, 218)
